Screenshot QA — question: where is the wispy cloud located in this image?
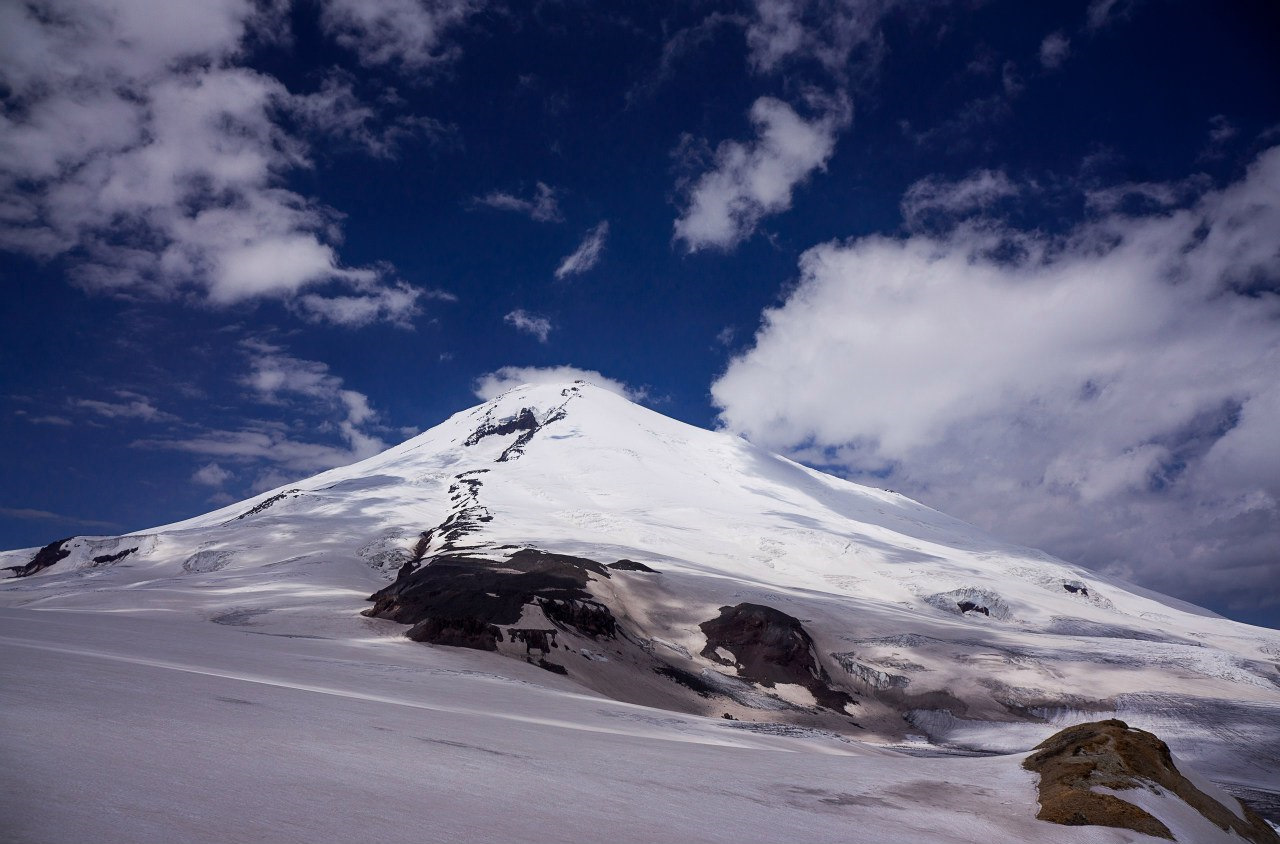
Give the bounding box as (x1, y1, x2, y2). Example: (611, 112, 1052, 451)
(0, 507, 120, 530)
(319, 0, 484, 70)
(1086, 0, 1138, 30)
(503, 309, 553, 343)
(1039, 32, 1071, 70)
(73, 393, 179, 424)
(900, 169, 1020, 230)
(131, 339, 394, 485)
(473, 182, 562, 222)
(555, 221, 610, 279)
(240, 339, 385, 459)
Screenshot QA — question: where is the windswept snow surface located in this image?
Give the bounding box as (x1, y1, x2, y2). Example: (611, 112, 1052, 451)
(3, 381, 1278, 840)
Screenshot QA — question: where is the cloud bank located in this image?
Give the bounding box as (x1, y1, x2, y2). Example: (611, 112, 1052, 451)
(712, 145, 1280, 615)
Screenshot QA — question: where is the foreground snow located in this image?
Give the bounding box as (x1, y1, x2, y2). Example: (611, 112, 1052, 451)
(1, 606, 1254, 844)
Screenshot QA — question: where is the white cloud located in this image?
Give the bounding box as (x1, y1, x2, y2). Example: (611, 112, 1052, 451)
(503, 309, 553, 343)
(0, 0, 445, 327)
(239, 339, 387, 461)
(1039, 31, 1070, 69)
(474, 182, 562, 222)
(712, 145, 1280, 614)
(319, 0, 482, 69)
(473, 366, 646, 402)
(191, 462, 233, 487)
(673, 94, 850, 252)
(900, 169, 1019, 230)
(555, 221, 610, 279)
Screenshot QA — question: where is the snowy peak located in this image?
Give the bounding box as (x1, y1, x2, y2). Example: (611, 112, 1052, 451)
(3, 379, 1280, 804)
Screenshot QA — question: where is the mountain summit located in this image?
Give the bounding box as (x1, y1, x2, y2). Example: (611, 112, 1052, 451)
(4, 380, 1278, 839)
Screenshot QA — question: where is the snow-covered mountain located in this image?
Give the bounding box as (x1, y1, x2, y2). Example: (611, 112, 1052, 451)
(3, 381, 1278, 842)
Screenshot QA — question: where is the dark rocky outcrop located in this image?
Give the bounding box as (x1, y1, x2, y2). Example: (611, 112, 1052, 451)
(92, 547, 137, 565)
(699, 603, 855, 712)
(609, 559, 657, 573)
(463, 407, 541, 447)
(957, 600, 990, 616)
(463, 398, 573, 463)
(540, 597, 617, 638)
(1023, 719, 1280, 843)
(509, 628, 558, 654)
(653, 664, 718, 698)
(231, 489, 302, 521)
(6, 537, 74, 577)
(407, 616, 503, 651)
(364, 549, 613, 650)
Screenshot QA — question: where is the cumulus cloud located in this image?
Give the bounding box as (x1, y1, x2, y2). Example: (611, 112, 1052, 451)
(191, 462, 233, 487)
(712, 145, 1280, 615)
(503, 309, 553, 343)
(474, 182, 562, 222)
(0, 0, 461, 327)
(473, 366, 646, 402)
(674, 94, 850, 252)
(555, 221, 610, 279)
(1039, 32, 1070, 69)
(900, 169, 1019, 230)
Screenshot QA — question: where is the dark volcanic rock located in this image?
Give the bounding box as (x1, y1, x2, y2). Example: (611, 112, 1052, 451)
(232, 489, 302, 521)
(407, 616, 503, 651)
(364, 548, 614, 650)
(509, 628, 558, 654)
(7, 537, 74, 577)
(464, 407, 540, 447)
(540, 597, 617, 638)
(609, 559, 657, 573)
(653, 664, 717, 698)
(1023, 719, 1280, 843)
(92, 547, 137, 565)
(957, 601, 990, 616)
(699, 603, 855, 712)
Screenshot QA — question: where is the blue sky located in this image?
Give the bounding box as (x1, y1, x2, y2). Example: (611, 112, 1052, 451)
(2, 0, 1278, 626)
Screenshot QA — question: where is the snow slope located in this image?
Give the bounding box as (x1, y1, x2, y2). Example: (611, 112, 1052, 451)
(3, 381, 1278, 840)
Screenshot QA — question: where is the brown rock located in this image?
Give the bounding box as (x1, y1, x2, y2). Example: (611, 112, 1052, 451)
(1023, 719, 1279, 843)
